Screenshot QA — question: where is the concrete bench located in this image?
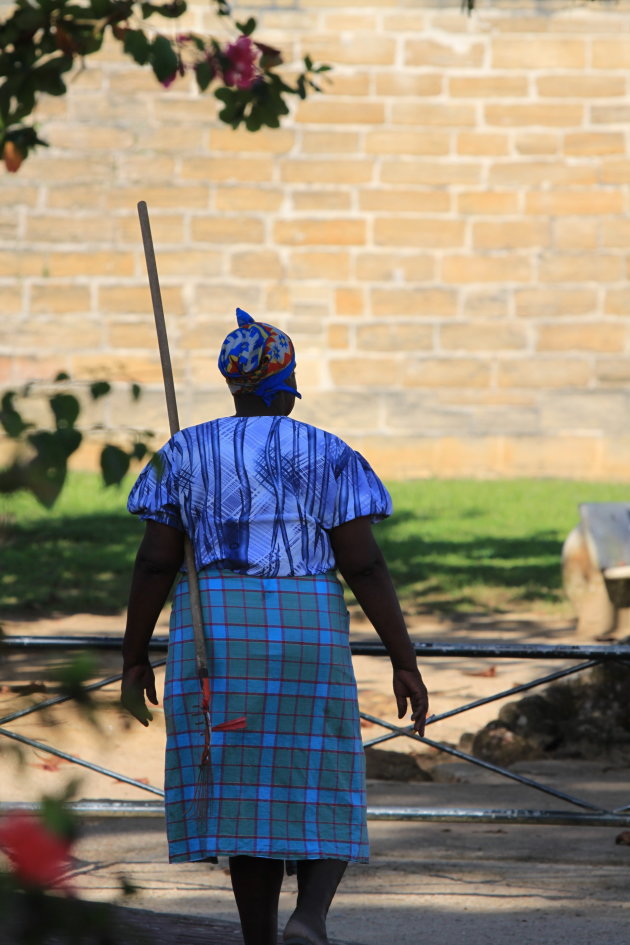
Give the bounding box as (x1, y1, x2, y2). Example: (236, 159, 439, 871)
(562, 502, 630, 639)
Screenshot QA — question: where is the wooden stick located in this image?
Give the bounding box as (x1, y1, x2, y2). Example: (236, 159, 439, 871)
(137, 200, 208, 680)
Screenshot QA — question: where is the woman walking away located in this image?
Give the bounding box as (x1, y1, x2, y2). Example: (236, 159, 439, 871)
(121, 308, 429, 945)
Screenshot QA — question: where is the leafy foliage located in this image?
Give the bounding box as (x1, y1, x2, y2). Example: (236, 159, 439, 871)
(0, 375, 153, 507)
(0, 0, 330, 170)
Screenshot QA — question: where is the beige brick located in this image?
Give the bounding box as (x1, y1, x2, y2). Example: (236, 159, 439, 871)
(209, 127, 295, 154)
(537, 324, 625, 353)
(357, 322, 433, 351)
(440, 322, 528, 352)
(133, 127, 206, 153)
(18, 157, 113, 184)
(514, 133, 560, 156)
(392, 103, 476, 127)
(181, 157, 274, 183)
(27, 215, 117, 243)
(231, 251, 285, 281)
(286, 252, 350, 281)
(371, 288, 457, 319)
(604, 289, 630, 315)
(155, 250, 224, 277)
(374, 74, 442, 97)
(301, 132, 361, 154)
(595, 357, 630, 386)
(294, 100, 385, 125)
(525, 191, 622, 215)
(359, 189, 450, 213)
(601, 218, 630, 248)
(9, 355, 71, 383)
(365, 131, 450, 156)
(473, 220, 550, 250)
(449, 75, 528, 98)
(380, 160, 482, 187)
(374, 218, 466, 248)
(215, 187, 283, 212)
(539, 254, 623, 283)
(600, 161, 630, 184)
(488, 161, 596, 187)
(323, 12, 379, 30)
(355, 253, 435, 283)
(280, 159, 373, 185)
(497, 358, 591, 388)
(327, 323, 350, 350)
(116, 215, 186, 245)
(502, 436, 601, 478)
(108, 69, 166, 95)
(458, 191, 519, 215)
(492, 38, 586, 69)
(382, 12, 427, 31)
(0, 286, 24, 314)
(107, 321, 157, 349)
(442, 256, 532, 285)
(515, 288, 598, 319)
(461, 289, 511, 320)
(193, 284, 262, 318)
(591, 105, 630, 124)
(564, 133, 625, 157)
(99, 285, 183, 316)
(325, 73, 372, 97)
(274, 219, 365, 246)
(552, 219, 599, 251)
(329, 357, 401, 388)
(192, 217, 265, 244)
(404, 358, 491, 388)
(406, 39, 484, 68)
(106, 186, 210, 211)
(457, 133, 510, 157)
(117, 156, 177, 184)
(70, 354, 171, 384)
(0, 186, 38, 208)
(30, 285, 91, 314)
(180, 321, 231, 352)
(0, 253, 47, 278)
(44, 123, 134, 152)
(538, 75, 626, 98)
(592, 38, 630, 68)
(305, 34, 396, 66)
(49, 252, 134, 278)
(486, 105, 583, 127)
(335, 288, 365, 317)
(291, 191, 353, 212)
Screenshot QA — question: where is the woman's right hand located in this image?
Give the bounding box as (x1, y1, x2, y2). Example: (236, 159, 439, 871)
(392, 667, 429, 737)
(121, 662, 158, 727)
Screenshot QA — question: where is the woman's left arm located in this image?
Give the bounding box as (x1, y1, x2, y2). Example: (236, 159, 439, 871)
(121, 520, 185, 726)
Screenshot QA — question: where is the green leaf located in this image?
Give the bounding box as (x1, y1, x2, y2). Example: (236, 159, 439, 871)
(90, 380, 111, 400)
(150, 34, 179, 83)
(131, 382, 142, 402)
(132, 441, 148, 460)
(194, 58, 215, 92)
(123, 29, 151, 65)
(54, 371, 70, 382)
(236, 16, 256, 37)
(49, 392, 80, 429)
(0, 391, 30, 439)
(100, 444, 131, 486)
(142, 0, 187, 18)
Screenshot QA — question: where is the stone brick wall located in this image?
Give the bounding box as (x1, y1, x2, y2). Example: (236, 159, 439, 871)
(3, 0, 630, 479)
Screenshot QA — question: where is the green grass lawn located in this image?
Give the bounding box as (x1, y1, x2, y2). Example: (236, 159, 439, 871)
(0, 474, 628, 617)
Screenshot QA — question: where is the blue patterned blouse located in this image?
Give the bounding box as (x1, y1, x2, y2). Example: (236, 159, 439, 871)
(127, 416, 392, 577)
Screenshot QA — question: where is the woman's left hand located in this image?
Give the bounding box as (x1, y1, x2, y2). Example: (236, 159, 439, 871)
(121, 662, 158, 727)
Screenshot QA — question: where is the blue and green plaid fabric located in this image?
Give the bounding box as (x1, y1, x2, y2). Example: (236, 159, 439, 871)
(164, 568, 369, 864)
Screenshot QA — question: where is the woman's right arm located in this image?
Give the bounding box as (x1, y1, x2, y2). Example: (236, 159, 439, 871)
(329, 515, 429, 736)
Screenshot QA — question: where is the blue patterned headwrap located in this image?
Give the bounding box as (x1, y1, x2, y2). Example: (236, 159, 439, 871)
(218, 308, 302, 406)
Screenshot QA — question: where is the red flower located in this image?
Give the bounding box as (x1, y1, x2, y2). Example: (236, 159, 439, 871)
(223, 35, 258, 90)
(0, 812, 73, 891)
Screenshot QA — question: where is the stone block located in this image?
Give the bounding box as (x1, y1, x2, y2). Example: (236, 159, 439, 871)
(604, 289, 630, 316)
(365, 130, 449, 156)
(291, 191, 353, 212)
(99, 285, 183, 316)
(358, 189, 450, 213)
(355, 253, 435, 283)
(449, 75, 528, 97)
(403, 358, 491, 389)
(514, 133, 560, 156)
(215, 187, 283, 212)
(193, 283, 262, 318)
(0, 286, 25, 315)
(280, 159, 373, 185)
(209, 127, 295, 154)
(374, 218, 466, 248)
(488, 161, 596, 187)
(457, 133, 510, 156)
(274, 219, 365, 246)
(536, 324, 625, 354)
(405, 39, 484, 68)
(27, 215, 117, 243)
(458, 191, 519, 215)
(592, 38, 630, 68)
(371, 288, 457, 319)
(539, 254, 623, 284)
(285, 251, 350, 281)
(525, 191, 622, 215)
(442, 255, 532, 285)
(304, 34, 396, 66)
(552, 219, 599, 251)
(501, 436, 602, 478)
(30, 285, 91, 314)
(440, 322, 528, 352)
(155, 250, 224, 278)
(497, 358, 591, 389)
(486, 104, 583, 127)
(335, 288, 365, 317)
(117, 215, 186, 245)
(329, 356, 401, 388)
(472, 220, 550, 250)
(539, 76, 626, 99)
(391, 102, 476, 127)
(191, 217, 265, 244)
(356, 322, 434, 352)
(181, 157, 274, 183)
(540, 392, 630, 436)
(515, 288, 597, 319)
(492, 38, 586, 69)
(295, 100, 385, 125)
(301, 131, 361, 154)
(374, 74, 442, 97)
(380, 160, 482, 187)
(106, 185, 210, 211)
(231, 251, 285, 281)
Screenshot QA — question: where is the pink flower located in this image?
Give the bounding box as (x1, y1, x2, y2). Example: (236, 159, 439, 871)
(223, 35, 258, 90)
(0, 812, 73, 891)
(160, 73, 177, 88)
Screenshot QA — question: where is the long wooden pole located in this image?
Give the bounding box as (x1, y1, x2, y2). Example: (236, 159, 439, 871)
(136, 200, 208, 680)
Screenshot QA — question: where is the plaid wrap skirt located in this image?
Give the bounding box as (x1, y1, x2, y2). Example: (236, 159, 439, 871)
(164, 569, 369, 863)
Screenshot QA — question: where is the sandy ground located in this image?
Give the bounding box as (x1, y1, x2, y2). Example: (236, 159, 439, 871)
(1, 608, 629, 943)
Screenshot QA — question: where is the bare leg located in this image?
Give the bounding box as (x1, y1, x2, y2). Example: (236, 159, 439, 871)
(229, 855, 284, 945)
(283, 859, 348, 945)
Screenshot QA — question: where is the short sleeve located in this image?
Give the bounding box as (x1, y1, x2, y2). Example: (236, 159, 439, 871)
(127, 442, 185, 532)
(325, 444, 392, 529)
